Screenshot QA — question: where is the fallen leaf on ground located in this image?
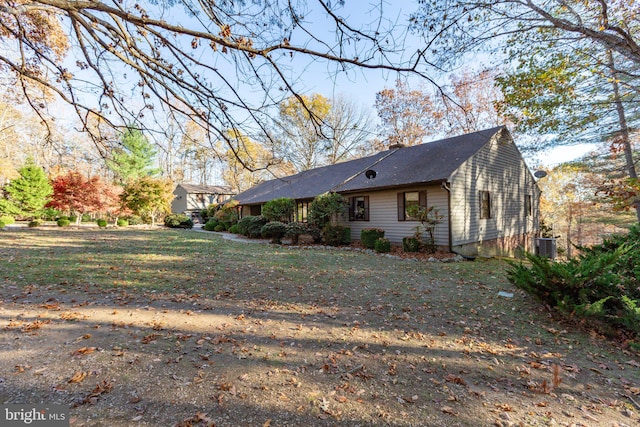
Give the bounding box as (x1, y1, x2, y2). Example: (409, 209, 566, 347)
(72, 347, 96, 356)
(68, 371, 88, 383)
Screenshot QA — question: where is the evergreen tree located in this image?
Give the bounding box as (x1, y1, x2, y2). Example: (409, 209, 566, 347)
(4, 158, 52, 219)
(107, 125, 160, 184)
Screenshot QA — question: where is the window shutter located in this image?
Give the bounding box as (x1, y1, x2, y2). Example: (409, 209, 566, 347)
(419, 191, 427, 208)
(349, 197, 355, 221)
(397, 192, 405, 221)
(363, 196, 370, 221)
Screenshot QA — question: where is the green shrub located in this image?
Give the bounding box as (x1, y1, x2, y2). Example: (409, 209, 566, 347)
(0, 219, 5, 228)
(323, 224, 347, 246)
(126, 215, 144, 225)
(0, 215, 15, 225)
(97, 219, 108, 227)
(361, 228, 385, 249)
(57, 218, 71, 227)
(374, 237, 391, 253)
(402, 236, 421, 252)
(285, 222, 307, 244)
(41, 208, 60, 221)
(262, 198, 295, 223)
(228, 224, 240, 234)
(261, 221, 287, 243)
(69, 215, 78, 223)
(237, 215, 268, 238)
(204, 218, 220, 231)
(305, 225, 321, 243)
(29, 219, 43, 227)
(57, 216, 69, 221)
(309, 193, 346, 229)
(164, 213, 194, 229)
(214, 224, 226, 232)
(214, 200, 239, 227)
(342, 227, 351, 244)
(82, 214, 92, 222)
(507, 224, 640, 337)
(116, 219, 129, 227)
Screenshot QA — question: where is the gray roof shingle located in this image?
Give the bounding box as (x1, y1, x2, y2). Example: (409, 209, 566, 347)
(234, 126, 505, 204)
(176, 183, 234, 194)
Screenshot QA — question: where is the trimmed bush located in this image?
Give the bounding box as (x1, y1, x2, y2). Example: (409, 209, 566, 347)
(361, 228, 385, 249)
(262, 198, 295, 223)
(0, 215, 15, 225)
(81, 214, 92, 222)
(57, 218, 71, 227)
(402, 236, 421, 253)
(97, 219, 108, 227)
(342, 227, 352, 244)
(323, 224, 347, 246)
(228, 224, 241, 234)
(261, 221, 287, 243)
(204, 218, 220, 231)
(126, 215, 144, 225)
(214, 224, 226, 232)
(164, 213, 194, 229)
(285, 222, 308, 244)
(374, 237, 391, 253)
(28, 219, 43, 227)
(116, 219, 129, 227)
(237, 215, 268, 238)
(0, 219, 5, 228)
(69, 215, 78, 223)
(41, 208, 61, 221)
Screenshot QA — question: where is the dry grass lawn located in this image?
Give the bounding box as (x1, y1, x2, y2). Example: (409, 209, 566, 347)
(0, 226, 639, 426)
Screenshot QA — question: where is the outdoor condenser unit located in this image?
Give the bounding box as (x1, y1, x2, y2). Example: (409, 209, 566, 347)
(536, 238, 557, 259)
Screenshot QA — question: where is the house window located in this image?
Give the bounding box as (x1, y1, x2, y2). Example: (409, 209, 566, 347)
(250, 205, 262, 216)
(480, 191, 492, 219)
(296, 201, 309, 223)
(348, 196, 369, 221)
(525, 194, 532, 217)
(397, 191, 426, 221)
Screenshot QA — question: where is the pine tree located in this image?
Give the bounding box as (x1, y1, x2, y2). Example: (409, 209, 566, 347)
(4, 158, 52, 219)
(107, 125, 160, 184)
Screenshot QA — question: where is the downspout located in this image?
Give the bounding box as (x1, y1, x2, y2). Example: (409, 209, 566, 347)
(441, 180, 475, 261)
(441, 180, 453, 253)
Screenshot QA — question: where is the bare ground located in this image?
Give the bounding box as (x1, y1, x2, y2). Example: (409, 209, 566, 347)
(1, 227, 639, 427)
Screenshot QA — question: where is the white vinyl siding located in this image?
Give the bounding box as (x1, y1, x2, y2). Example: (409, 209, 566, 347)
(448, 132, 540, 248)
(344, 185, 449, 245)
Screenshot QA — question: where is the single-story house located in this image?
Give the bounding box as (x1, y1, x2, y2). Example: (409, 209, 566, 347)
(172, 184, 235, 217)
(233, 126, 541, 257)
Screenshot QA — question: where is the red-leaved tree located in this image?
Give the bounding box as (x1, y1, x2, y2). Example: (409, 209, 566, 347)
(47, 171, 111, 224)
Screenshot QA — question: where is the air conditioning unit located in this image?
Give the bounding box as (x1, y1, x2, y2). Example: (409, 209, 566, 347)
(536, 238, 557, 259)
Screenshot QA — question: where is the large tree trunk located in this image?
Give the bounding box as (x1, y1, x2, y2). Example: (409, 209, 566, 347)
(608, 50, 640, 222)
